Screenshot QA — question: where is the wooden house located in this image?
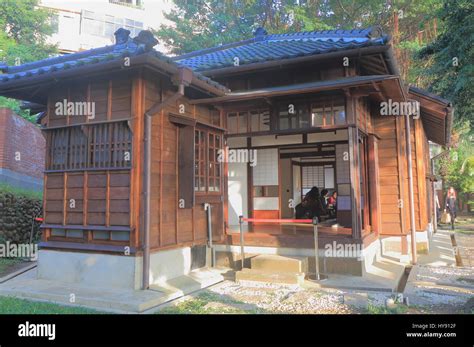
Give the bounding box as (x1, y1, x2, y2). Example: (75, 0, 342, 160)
(0, 27, 452, 289)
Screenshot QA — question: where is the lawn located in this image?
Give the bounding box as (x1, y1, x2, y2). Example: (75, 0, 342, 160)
(156, 292, 264, 314)
(0, 296, 103, 314)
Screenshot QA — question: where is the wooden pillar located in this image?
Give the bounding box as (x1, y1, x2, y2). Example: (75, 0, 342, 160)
(368, 134, 381, 235)
(414, 118, 428, 229)
(346, 93, 362, 239)
(348, 126, 362, 239)
(130, 72, 144, 249)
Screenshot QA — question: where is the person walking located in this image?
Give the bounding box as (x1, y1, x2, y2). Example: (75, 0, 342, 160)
(445, 187, 457, 230)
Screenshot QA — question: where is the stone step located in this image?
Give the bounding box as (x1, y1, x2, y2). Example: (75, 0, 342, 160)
(250, 254, 308, 273)
(235, 268, 305, 285)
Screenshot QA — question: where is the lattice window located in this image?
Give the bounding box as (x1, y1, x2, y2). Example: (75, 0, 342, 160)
(194, 129, 206, 192)
(47, 121, 132, 171)
(208, 132, 222, 192)
(194, 129, 222, 193)
(302, 166, 325, 195)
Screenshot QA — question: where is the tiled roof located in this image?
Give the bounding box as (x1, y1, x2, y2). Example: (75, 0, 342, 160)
(175, 27, 389, 72)
(0, 29, 228, 92)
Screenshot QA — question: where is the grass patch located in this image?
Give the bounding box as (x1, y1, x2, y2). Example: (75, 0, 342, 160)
(0, 296, 103, 314)
(366, 303, 408, 314)
(456, 277, 474, 284)
(463, 298, 474, 314)
(157, 292, 263, 314)
(454, 229, 474, 235)
(0, 183, 43, 200)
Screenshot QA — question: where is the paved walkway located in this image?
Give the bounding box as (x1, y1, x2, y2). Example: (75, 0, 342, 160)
(404, 228, 474, 310)
(0, 267, 225, 313)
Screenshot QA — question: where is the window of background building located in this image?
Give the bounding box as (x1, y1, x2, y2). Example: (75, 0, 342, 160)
(82, 10, 143, 38)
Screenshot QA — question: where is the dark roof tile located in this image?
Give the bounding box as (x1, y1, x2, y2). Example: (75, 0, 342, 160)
(175, 26, 389, 72)
(0, 29, 228, 93)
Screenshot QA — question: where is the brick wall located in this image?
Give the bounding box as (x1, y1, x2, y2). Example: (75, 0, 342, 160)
(0, 108, 45, 180)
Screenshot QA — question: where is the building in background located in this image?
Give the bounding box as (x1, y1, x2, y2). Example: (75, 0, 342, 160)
(40, 0, 173, 53)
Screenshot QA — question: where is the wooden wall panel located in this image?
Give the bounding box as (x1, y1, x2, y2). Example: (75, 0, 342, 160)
(373, 112, 405, 236)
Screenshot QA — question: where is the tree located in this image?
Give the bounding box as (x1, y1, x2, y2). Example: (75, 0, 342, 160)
(155, 0, 443, 60)
(417, 0, 474, 127)
(415, 0, 474, 197)
(154, 0, 330, 55)
(0, 0, 54, 45)
(0, 0, 57, 123)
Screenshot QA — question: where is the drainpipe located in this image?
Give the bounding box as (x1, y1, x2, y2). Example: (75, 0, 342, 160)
(142, 82, 186, 290)
(405, 114, 417, 265)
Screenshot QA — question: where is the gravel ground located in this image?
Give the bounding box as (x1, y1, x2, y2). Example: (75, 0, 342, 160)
(157, 218, 474, 315)
(415, 265, 474, 287)
(206, 280, 353, 314)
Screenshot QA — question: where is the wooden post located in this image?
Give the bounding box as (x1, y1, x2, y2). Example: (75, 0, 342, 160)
(130, 73, 144, 249)
(348, 127, 362, 239)
(368, 134, 381, 235)
(346, 93, 361, 239)
(414, 118, 428, 228)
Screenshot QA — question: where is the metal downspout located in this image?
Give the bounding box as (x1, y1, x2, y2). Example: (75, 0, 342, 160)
(405, 114, 417, 265)
(142, 84, 185, 290)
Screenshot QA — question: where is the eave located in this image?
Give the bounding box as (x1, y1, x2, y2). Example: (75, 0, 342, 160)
(190, 75, 405, 105)
(408, 86, 453, 146)
(0, 52, 228, 105)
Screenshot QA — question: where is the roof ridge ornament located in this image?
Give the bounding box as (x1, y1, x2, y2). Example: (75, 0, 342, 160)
(367, 26, 384, 39)
(114, 28, 131, 45)
(254, 27, 268, 41)
(133, 30, 159, 52)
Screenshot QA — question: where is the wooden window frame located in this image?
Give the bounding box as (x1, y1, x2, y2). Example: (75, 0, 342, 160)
(194, 127, 223, 195)
(226, 108, 270, 135)
(46, 121, 132, 172)
(194, 129, 207, 193)
(276, 95, 346, 131)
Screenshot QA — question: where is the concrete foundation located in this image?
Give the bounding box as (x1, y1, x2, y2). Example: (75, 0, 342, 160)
(381, 229, 431, 258)
(3, 245, 224, 312)
(38, 245, 207, 290)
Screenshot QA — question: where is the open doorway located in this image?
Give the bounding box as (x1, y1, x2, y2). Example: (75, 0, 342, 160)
(279, 146, 338, 225)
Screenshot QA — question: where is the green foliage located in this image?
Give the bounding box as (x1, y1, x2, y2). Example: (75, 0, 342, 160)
(0, 97, 37, 124)
(0, 296, 103, 314)
(417, 0, 474, 127)
(155, 0, 330, 55)
(157, 292, 263, 314)
(366, 303, 408, 314)
(155, 0, 443, 56)
(0, 186, 43, 244)
(437, 122, 474, 194)
(0, 0, 57, 124)
(0, 0, 54, 45)
(415, 0, 474, 194)
(0, 183, 43, 200)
